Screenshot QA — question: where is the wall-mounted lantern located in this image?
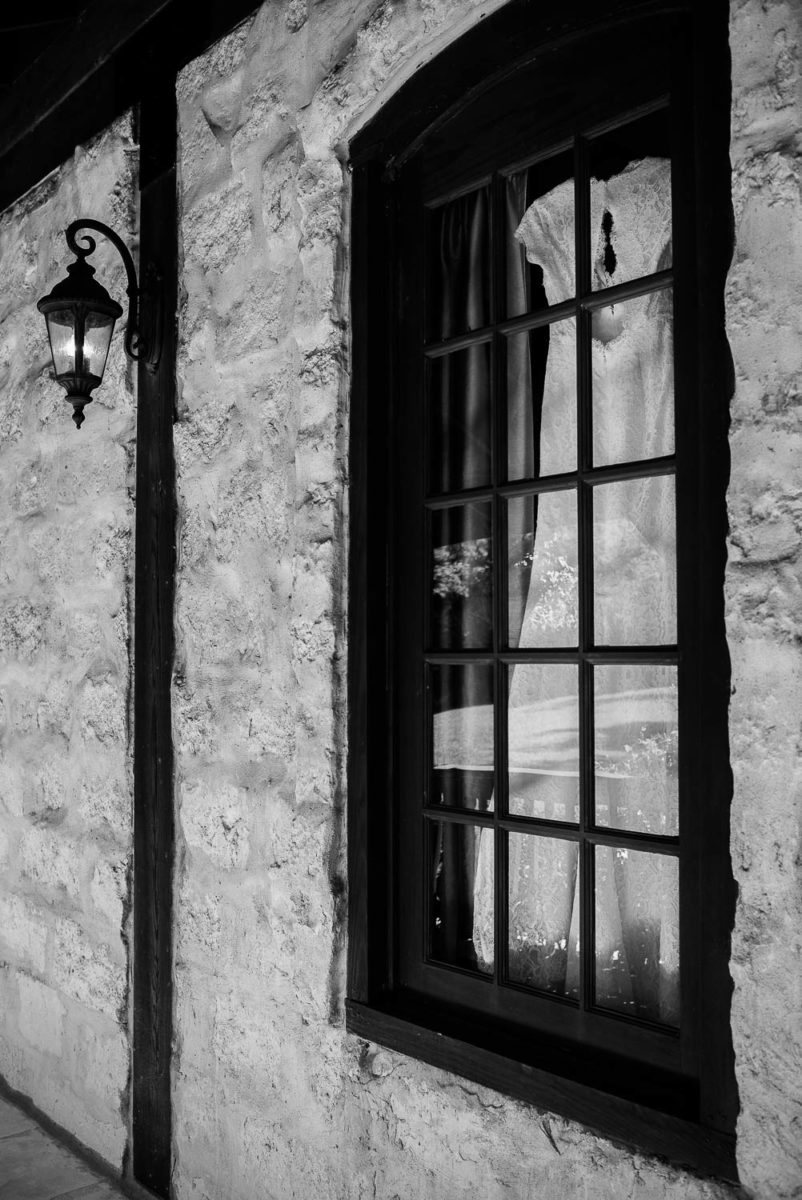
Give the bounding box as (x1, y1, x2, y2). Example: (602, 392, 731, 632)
(37, 219, 160, 428)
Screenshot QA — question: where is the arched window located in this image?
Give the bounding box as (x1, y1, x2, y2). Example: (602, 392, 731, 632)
(347, 2, 736, 1175)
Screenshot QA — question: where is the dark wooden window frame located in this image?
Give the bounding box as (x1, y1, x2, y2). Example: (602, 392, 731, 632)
(347, 0, 738, 1180)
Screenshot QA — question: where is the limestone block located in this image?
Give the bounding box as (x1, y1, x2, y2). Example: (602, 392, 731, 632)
(0, 761, 24, 817)
(20, 826, 83, 900)
(201, 67, 246, 143)
(90, 858, 129, 933)
(35, 677, 74, 739)
(173, 681, 222, 761)
(174, 390, 237, 465)
(183, 174, 254, 274)
(175, 879, 222, 963)
(213, 249, 303, 361)
(17, 975, 65, 1057)
(64, 1015, 128, 1118)
(78, 676, 127, 746)
(78, 767, 132, 841)
(0, 598, 47, 659)
(180, 781, 251, 870)
(0, 895, 49, 974)
(297, 156, 343, 247)
(20, 753, 72, 820)
(52, 918, 125, 1021)
(261, 140, 301, 236)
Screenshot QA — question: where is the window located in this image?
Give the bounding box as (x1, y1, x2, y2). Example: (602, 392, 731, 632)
(347, 3, 736, 1178)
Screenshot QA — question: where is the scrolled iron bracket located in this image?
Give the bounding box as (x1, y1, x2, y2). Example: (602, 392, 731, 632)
(66, 218, 162, 372)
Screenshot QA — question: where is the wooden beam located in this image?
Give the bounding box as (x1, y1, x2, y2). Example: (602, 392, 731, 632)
(131, 69, 177, 1199)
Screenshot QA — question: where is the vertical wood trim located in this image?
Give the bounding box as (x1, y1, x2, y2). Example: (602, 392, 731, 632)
(132, 74, 177, 1198)
(689, 0, 739, 1135)
(347, 162, 373, 1002)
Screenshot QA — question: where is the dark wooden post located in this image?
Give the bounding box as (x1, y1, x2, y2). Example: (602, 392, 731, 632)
(132, 70, 177, 1198)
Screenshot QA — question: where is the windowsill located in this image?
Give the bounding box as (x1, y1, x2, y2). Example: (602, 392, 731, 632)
(345, 996, 737, 1182)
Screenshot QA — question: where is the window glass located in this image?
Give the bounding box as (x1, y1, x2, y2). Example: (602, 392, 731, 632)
(429, 820, 494, 975)
(589, 109, 672, 292)
(431, 663, 494, 812)
(506, 320, 576, 480)
(594, 664, 678, 836)
(506, 150, 575, 313)
(593, 474, 676, 645)
(430, 502, 493, 649)
(427, 188, 491, 341)
(507, 832, 580, 999)
(429, 343, 492, 492)
(592, 290, 674, 467)
(594, 845, 679, 1027)
(507, 490, 578, 648)
(508, 664, 580, 822)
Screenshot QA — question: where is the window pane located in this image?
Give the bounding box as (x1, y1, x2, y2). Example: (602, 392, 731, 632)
(429, 820, 494, 976)
(508, 664, 579, 823)
(507, 832, 579, 999)
(507, 490, 577, 649)
(506, 151, 575, 314)
(593, 474, 676, 645)
(431, 503, 493, 649)
(592, 290, 674, 467)
(594, 846, 679, 1027)
(83, 309, 115, 379)
(594, 665, 678, 836)
(427, 188, 491, 341)
(428, 343, 492, 493)
(45, 307, 78, 377)
(507, 320, 576, 481)
(590, 109, 672, 292)
(431, 664, 494, 812)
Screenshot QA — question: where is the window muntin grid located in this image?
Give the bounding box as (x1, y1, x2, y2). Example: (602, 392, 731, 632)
(419, 107, 680, 1031)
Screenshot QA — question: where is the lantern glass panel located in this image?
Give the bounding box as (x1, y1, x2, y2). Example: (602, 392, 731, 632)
(83, 309, 116, 380)
(45, 308, 78, 377)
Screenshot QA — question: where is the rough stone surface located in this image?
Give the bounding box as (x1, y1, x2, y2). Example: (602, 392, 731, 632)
(0, 115, 136, 1169)
(0, 2, 799, 1197)
(726, 2, 802, 1196)
(169, 2, 793, 1199)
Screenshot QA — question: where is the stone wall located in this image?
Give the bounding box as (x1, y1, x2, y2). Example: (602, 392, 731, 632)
(171, 2, 797, 1198)
(0, 1, 799, 1197)
(0, 117, 137, 1166)
(726, 1, 802, 1195)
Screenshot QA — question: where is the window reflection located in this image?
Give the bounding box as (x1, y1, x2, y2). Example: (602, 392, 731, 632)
(430, 503, 493, 649)
(431, 664, 494, 813)
(595, 845, 679, 1027)
(508, 664, 580, 823)
(594, 665, 678, 836)
(508, 490, 577, 648)
(507, 833, 580, 998)
(430, 820, 494, 976)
